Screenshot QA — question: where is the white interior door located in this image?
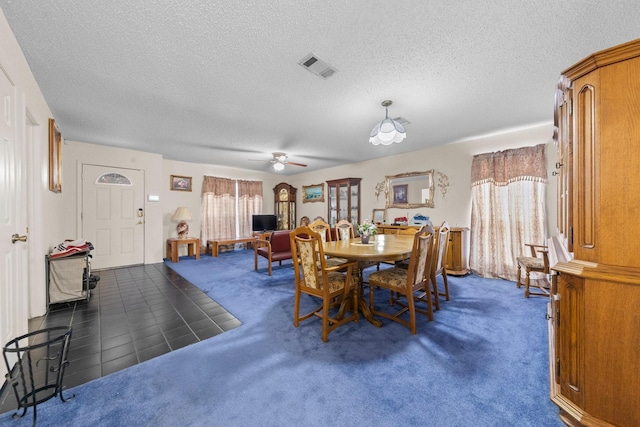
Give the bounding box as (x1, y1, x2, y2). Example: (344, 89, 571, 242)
(82, 165, 144, 269)
(0, 68, 29, 379)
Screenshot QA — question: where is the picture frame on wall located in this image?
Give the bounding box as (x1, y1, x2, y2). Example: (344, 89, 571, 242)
(48, 118, 62, 193)
(302, 183, 324, 203)
(170, 175, 192, 191)
(393, 184, 408, 204)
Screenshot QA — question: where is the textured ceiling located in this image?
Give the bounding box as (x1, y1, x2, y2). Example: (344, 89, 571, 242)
(2, 1, 639, 174)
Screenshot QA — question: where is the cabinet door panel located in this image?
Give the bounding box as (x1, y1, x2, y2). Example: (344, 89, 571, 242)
(557, 274, 584, 407)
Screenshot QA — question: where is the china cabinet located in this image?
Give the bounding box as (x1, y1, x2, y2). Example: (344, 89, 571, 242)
(326, 178, 361, 227)
(273, 183, 296, 230)
(549, 39, 640, 427)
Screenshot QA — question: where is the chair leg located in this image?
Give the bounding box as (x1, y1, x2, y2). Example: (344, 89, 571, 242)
(431, 273, 440, 311)
(322, 299, 329, 342)
(407, 293, 417, 335)
(524, 269, 531, 298)
(441, 272, 450, 301)
(293, 289, 301, 327)
(516, 264, 522, 288)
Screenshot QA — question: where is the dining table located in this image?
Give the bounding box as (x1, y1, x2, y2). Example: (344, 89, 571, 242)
(323, 233, 415, 327)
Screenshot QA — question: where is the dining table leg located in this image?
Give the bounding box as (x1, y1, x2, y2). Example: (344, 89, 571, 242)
(336, 264, 382, 327)
(356, 263, 383, 327)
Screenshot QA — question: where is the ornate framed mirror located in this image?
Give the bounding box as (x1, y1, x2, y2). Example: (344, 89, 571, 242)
(385, 170, 435, 209)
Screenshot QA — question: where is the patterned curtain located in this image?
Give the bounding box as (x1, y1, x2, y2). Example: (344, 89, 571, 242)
(237, 180, 263, 237)
(469, 144, 547, 283)
(201, 176, 237, 242)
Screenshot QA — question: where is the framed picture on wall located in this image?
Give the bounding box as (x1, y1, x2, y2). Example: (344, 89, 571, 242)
(393, 184, 408, 204)
(48, 118, 62, 193)
(170, 175, 192, 191)
(302, 183, 324, 203)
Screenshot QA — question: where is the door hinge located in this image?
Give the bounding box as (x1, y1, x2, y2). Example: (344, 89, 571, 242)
(556, 308, 560, 327)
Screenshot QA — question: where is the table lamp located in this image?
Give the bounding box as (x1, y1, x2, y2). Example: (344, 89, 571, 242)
(171, 207, 192, 239)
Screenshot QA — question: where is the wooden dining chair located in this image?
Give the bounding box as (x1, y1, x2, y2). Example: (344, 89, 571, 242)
(334, 219, 354, 241)
(309, 219, 332, 243)
(516, 243, 550, 297)
(431, 221, 451, 302)
(367, 225, 435, 334)
(289, 226, 358, 342)
(310, 219, 348, 267)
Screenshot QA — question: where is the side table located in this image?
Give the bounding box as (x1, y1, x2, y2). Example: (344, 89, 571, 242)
(166, 238, 201, 263)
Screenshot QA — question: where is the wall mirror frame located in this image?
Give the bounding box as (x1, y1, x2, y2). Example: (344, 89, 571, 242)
(385, 170, 435, 209)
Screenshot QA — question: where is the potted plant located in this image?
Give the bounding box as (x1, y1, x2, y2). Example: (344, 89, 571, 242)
(357, 220, 378, 244)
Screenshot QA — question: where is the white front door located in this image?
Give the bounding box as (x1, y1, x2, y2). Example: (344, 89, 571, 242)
(82, 165, 145, 269)
(0, 68, 29, 379)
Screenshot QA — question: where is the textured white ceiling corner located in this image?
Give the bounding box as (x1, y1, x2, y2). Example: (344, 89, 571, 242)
(1, 0, 640, 174)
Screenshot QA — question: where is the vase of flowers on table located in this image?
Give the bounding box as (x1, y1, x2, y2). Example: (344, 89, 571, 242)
(357, 220, 378, 244)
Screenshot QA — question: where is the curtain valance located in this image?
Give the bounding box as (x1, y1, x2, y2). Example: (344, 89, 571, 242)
(202, 176, 236, 195)
(237, 179, 263, 197)
(471, 144, 547, 187)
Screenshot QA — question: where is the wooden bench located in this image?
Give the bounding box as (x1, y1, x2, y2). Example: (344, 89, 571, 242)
(206, 236, 258, 257)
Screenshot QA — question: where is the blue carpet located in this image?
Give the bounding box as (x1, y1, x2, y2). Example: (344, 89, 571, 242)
(0, 250, 563, 426)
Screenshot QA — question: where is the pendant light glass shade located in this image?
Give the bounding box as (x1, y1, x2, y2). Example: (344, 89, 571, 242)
(369, 100, 406, 146)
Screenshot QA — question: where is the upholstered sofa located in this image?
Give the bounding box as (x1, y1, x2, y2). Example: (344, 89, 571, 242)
(254, 230, 292, 275)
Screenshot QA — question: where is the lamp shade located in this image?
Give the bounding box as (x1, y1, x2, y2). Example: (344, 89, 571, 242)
(369, 118, 406, 145)
(171, 207, 192, 222)
(369, 99, 406, 146)
(273, 162, 285, 171)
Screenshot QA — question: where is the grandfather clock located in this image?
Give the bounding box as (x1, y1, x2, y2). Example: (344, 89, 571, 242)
(273, 183, 297, 230)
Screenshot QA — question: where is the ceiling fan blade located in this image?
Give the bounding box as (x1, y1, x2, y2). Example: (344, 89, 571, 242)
(286, 161, 307, 167)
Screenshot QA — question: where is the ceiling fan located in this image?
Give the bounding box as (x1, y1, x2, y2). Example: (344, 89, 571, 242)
(251, 152, 308, 171)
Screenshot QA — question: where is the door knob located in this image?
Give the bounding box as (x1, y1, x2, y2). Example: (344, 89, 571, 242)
(11, 234, 27, 244)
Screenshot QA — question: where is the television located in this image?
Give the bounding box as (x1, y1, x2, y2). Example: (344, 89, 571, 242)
(252, 214, 277, 232)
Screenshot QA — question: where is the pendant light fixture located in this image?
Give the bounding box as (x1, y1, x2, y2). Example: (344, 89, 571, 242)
(369, 100, 406, 146)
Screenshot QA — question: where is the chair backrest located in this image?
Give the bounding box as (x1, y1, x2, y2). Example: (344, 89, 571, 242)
(290, 226, 325, 290)
(269, 230, 292, 252)
(309, 219, 332, 243)
(299, 216, 310, 226)
(335, 219, 354, 241)
(433, 221, 450, 275)
(405, 225, 434, 288)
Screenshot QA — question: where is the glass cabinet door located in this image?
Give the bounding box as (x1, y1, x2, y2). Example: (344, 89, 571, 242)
(326, 178, 361, 227)
(329, 185, 337, 225)
(350, 185, 359, 224)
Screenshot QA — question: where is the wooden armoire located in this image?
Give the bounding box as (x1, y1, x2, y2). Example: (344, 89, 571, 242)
(549, 39, 640, 427)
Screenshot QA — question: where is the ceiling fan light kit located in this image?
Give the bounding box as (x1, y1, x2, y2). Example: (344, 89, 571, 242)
(266, 151, 307, 171)
(369, 100, 406, 146)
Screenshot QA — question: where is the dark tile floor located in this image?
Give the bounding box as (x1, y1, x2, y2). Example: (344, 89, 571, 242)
(0, 261, 240, 415)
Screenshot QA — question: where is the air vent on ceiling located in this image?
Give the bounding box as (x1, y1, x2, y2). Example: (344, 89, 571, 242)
(298, 53, 338, 79)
